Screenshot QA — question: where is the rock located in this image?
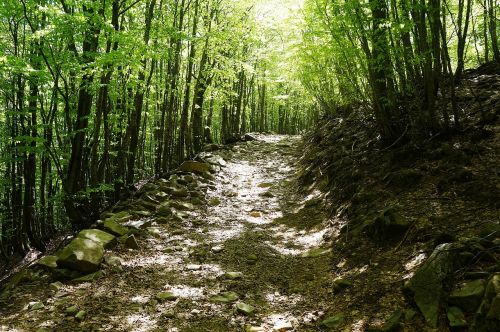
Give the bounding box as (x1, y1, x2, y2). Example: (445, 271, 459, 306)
(247, 254, 258, 262)
(321, 314, 344, 329)
(104, 255, 122, 270)
(449, 279, 486, 312)
(73, 270, 104, 282)
(157, 203, 172, 217)
(332, 278, 352, 293)
(273, 320, 293, 331)
(211, 245, 224, 253)
(53, 268, 82, 280)
(403, 243, 464, 327)
(367, 310, 403, 332)
(245, 326, 265, 332)
(124, 235, 139, 249)
(49, 281, 64, 292)
(77, 229, 116, 249)
(210, 291, 239, 303)
(178, 161, 210, 174)
(244, 133, 258, 141)
(367, 207, 410, 241)
(36, 255, 58, 269)
(260, 191, 274, 198)
(477, 274, 500, 322)
(225, 271, 244, 280)
(447, 306, 467, 328)
(142, 183, 159, 192)
(170, 201, 195, 211)
(301, 248, 331, 258)
(28, 301, 44, 311)
(171, 187, 189, 197)
(187, 264, 202, 271)
(156, 292, 178, 301)
(75, 310, 86, 321)
(191, 197, 203, 205)
(209, 198, 221, 206)
(162, 310, 176, 318)
(65, 305, 79, 315)
(236, 302, 255, 315)
(123, 219, 152, 230)
(108, 211, 133, 223)
(103, 219, 129, 236)
(147, 227, 162, 238)
(57, 238, 104, 273)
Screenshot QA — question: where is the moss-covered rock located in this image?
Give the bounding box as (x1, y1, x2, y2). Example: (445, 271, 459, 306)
(56, 238, 104, 273)
(178, 161, 210, 174)
(77, 229, 116, 249)
(449, 279, 486, 312)
(103, 219, 129, 236)
(403, 243, 464, 327)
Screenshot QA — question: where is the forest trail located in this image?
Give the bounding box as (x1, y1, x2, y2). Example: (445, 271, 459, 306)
(1, 135, 336, 332)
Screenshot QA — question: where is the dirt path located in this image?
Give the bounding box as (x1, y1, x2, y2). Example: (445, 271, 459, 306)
(1, 135, 336, 332)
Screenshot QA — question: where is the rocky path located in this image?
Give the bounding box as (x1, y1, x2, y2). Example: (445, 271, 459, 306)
(0, 135, 337, 332)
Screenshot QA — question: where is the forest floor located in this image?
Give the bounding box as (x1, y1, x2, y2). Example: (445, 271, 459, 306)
(0, 135, 342, 332)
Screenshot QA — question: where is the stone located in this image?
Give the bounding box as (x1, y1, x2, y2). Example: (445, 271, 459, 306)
(321, 314, 344, 329)
(49, 281, 64, 292)
(187, 264, 202, 271)
(77, 229, 116, 249)
(108, 211, 133, 223)
(209, 198, 221, 206)
(73, 270, 104, 282)
(244, 133, 258, 141)
(178, 161, 210, 174)
(124, 235, 139, 249)
(37, 255, 58, 269)
(332, 278, 352, 293)
(236, 302, 255, 315)
(245, 326, 265, 332)
(142, 183, 159, 192)
(28, 301, 44, 311)
(57, 238, 104, 273)
(211, 245, 224, 253)
(273, 320, 293, 331)
(157, 203, 172, 217)
(53, 268, 82, 280)
(191, 197, 203, 205)
(447, 306, 467, 328)
(170, 201, 195, 211)
(225, 271, 244, 280)
(367, 207, 410, 241)
(75, 310, 86, 321)
(171, 187, 189, 197)
(247, 254, 258, 261)
(210, 291, 239, 303)
(301, 248, 331, 258)
(123, 219, 152, 230)
(156, 292, 178, 301)
(449, 279, 486, 312)
(133, 210, 152, 218)
(162, 310, 176, 318)
(104, 255, 122, 269)
(103, 219, 129, 236)
(403, 243, 464, 327)
(478, 274, 500, 319)
(367, 310, 403, 332)
(65, 306, 79, 315)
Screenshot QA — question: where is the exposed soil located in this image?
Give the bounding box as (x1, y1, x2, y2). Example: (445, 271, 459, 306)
(0, 135, 340, 332)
